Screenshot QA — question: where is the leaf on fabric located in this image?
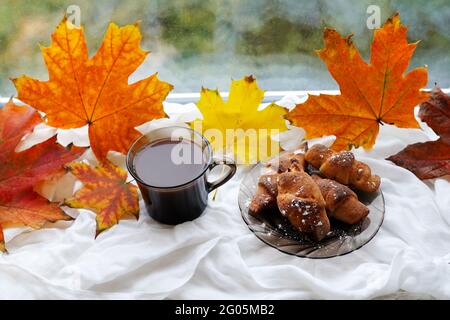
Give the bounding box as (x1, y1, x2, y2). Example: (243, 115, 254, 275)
(191, 76, 288, 164)
(0, 101, 84, 251)
(65, 162, 139, 235)
(387, 88, 450, 179)
(13, 17, 173, 162)
(286, 13, 428, 151)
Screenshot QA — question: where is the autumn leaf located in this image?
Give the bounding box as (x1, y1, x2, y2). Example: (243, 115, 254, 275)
(0, 101, 84, 252)
(65, 162, 139, 235)
(286, 13, 428, 151)
(191, 76, 288, 164)
(387, 88, 450, 179)
(418, 87, 450, 144)
(13, 17, 173, 162)
(0, 225, 4, 252)
(0, 192, 70, 236)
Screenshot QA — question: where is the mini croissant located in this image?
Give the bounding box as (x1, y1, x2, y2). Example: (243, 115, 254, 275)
(305, 144, 380, 193)
(249, 152, 305, 216)
(312, 175, 369, 224)
(267, 152, 306, 173)
(248, 173, 278, 215)
(277, 171, 330, 241)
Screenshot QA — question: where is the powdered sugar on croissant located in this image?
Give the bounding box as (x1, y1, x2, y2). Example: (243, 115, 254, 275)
(312, 175, 369, 224)
(305, 144, 380, 193)
(277, 171, 330, 241)
(249, 152, 306, 216)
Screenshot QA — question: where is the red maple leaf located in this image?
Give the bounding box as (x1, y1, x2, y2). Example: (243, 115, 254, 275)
(0, 101, 84, 251)
(387, 88, 450, 179)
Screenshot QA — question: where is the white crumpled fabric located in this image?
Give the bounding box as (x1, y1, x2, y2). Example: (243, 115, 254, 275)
(1, 94, 449, 299)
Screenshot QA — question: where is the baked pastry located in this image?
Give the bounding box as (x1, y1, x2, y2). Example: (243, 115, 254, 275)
(312, 175, 369, 224)
(248, 173, 278, 215)
(277, 171, 330, 241)
(248, 147, 376, 241)
(267, 152, 305, 173)
(305, 144, 380, 193)
(250, 152, 306, 215)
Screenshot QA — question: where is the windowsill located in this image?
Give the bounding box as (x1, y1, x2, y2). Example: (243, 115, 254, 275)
(2, 89, 448, 106)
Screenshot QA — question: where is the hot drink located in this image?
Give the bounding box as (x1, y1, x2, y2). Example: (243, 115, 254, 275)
(133, 139, 206, 188)
(127, 127, 236, 225)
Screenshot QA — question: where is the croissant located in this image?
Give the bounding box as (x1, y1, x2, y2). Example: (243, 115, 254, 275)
(305, 144, 380, 193)
(249, 173, 279, 215)
(312, 175, 369, 224)
(277, 171, 330, 241)
(250, 153, 305, 216)
(267, 152, 305, 173)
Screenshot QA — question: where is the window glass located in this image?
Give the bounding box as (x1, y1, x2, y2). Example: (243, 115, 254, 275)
(0, 0, 448, 96)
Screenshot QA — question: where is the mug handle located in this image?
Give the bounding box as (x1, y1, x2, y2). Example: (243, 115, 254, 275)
(206, 156, 237, 193)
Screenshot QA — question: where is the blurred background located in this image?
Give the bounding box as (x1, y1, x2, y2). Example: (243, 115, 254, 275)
(0, 0, 448, 96)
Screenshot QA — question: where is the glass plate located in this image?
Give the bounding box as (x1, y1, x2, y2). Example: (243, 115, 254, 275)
(238, 156, 385, 259)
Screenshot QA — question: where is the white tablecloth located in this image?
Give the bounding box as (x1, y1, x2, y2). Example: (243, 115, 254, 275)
(1, 95, 449, 299)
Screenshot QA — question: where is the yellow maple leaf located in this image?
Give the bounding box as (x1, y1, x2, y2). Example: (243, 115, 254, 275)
(191, 76, 288, 164)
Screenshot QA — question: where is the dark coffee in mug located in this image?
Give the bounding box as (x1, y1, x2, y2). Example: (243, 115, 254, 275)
(127, 127, 236, 225)
(134, 139, 206, 188)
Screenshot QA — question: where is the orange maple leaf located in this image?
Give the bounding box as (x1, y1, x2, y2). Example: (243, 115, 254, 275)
(0, 101, 84, 252)
(65, 162, 139, 235)
(13, 17, 173, 161)
(286, 13, 429, 151)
